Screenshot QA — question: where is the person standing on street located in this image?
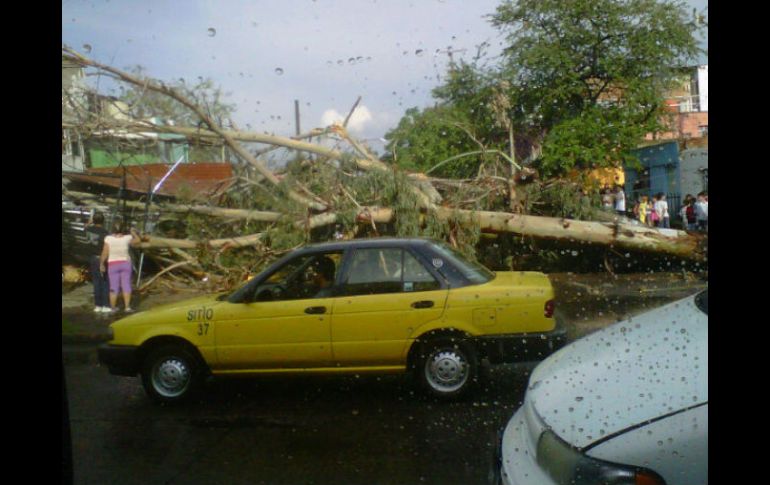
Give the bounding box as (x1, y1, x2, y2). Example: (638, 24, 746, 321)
(100, 220, 142, 312)
(638, 196, 649, 225)
(695, 192, 708, 232)
(614, 185, 626, 217)
(655, 193, 670, 228)
(601, 186, 614, 211)
(647, 195, 660, 227)
(84, 212, 110, 313)
(680, 195, 691, 229)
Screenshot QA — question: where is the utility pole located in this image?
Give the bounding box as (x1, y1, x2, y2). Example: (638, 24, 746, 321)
(294, 99, 301, 136)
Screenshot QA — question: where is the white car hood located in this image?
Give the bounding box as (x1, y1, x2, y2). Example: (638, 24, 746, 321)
(526, 293, 708, 450)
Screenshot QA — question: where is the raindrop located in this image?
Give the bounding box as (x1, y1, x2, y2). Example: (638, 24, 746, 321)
(575, 396, 584, 402)
(207, 28, 216, 37)
(82, 44, 92, 53)
(348, 57, 356, 65)
(415, 49, 424, 56)
(337, 59, 344, 66)
(275, 67, 284, 75)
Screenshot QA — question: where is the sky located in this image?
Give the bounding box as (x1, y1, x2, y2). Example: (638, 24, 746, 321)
(62, 0, 707, 154)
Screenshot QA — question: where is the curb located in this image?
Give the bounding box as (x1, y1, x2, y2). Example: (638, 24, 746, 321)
(62, 343, 101, 366)
(62, 334, 111, 345)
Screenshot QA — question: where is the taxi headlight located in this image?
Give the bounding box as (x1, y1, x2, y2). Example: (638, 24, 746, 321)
(536, 430, 665, 485)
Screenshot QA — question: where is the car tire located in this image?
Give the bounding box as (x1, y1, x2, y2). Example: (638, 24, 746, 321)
(416, 336, 478, 400)
(141, 344, 202, 404)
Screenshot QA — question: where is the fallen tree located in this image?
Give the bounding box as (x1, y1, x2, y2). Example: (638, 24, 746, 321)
(61, 47, 707, 291)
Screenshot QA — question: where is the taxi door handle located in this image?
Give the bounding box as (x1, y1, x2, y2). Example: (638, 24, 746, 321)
(305, 306, 327, 314)
(411, 300, 434, 309)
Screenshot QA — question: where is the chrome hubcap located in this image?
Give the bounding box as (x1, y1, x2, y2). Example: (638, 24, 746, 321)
(152, 358, 191, 398)
(425, 349, 468, 393)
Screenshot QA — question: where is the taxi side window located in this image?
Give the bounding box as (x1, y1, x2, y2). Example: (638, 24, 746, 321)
(342, 248, 439, 296)
(251, 252, 341, 302)
(403, 251, 440, 292)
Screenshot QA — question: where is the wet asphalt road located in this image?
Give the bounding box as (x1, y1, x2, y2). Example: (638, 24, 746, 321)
(64, 358, 536, 485)
(63, 275, 705, 485)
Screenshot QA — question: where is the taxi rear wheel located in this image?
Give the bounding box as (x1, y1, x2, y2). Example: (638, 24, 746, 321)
(417, 337, 478, 400)
(141, 344, 201, 404)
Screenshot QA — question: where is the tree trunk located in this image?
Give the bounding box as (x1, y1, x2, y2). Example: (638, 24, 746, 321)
(135, 205, 704, 261)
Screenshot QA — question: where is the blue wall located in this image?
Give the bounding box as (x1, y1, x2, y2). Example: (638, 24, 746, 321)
(625, 141, 681, 200)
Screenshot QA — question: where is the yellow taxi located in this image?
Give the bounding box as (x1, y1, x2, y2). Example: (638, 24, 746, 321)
(98, 238, 565, 402)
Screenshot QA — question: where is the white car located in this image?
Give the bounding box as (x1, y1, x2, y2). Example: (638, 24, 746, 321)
(495, 289, 707, 485)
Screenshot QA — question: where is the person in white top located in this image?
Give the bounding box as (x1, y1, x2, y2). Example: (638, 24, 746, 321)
(695, 192, 708, 232)
(654, 193, 670, 228)
(601, 186, 614, 210)
(614, 185, 626, 216)
(100, 221, 141, 312)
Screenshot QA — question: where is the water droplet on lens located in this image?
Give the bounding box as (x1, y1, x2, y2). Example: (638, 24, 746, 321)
(207, 28, 216, 37)
(415, 49, 424, 56)
(275, 67, 284, 75)
(82, 44, 92, 53)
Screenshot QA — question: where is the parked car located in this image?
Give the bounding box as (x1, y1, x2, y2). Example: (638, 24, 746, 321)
(495, 289, 707, 485)
(98, 238, 566, 402)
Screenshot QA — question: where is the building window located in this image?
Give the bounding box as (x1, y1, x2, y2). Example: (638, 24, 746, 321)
(698, 125, 708, 137)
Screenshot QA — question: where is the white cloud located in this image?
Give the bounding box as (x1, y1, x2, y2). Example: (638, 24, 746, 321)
(320, 105, 373, 133)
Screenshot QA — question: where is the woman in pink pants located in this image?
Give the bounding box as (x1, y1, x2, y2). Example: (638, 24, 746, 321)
(100, 221, 141, 312)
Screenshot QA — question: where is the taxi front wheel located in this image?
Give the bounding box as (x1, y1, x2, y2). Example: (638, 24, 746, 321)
(141, 344, 202, 404)
(417, 337, 478, 400)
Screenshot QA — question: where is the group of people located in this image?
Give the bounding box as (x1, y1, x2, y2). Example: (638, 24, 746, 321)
(84, 212, 142, 313)
(600, 185, 708, 231)
(601, 185, 627, 216)
(633, 193, 672, 228)
(678, 192, 709, 232)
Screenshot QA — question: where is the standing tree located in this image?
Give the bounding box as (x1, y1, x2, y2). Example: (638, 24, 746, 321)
(385, 0, 704, 181)
(491, 0, 704, 175)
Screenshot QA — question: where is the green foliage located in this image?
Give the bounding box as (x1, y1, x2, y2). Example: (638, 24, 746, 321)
(385, 0, 704, 181)
(383, 106, 485, 178)
(538, 105, 653, 176)
(490, 0, 703, 173)
(383, 61, 512, 178)
(491, 0, 702, 124)
(519, 181, 600, 220)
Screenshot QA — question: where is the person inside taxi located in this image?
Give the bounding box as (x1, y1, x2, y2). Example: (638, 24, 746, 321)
(311, 256, 336, 298)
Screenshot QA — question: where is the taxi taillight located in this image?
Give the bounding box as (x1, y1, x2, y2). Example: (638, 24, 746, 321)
(544, 299, 555, 318)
